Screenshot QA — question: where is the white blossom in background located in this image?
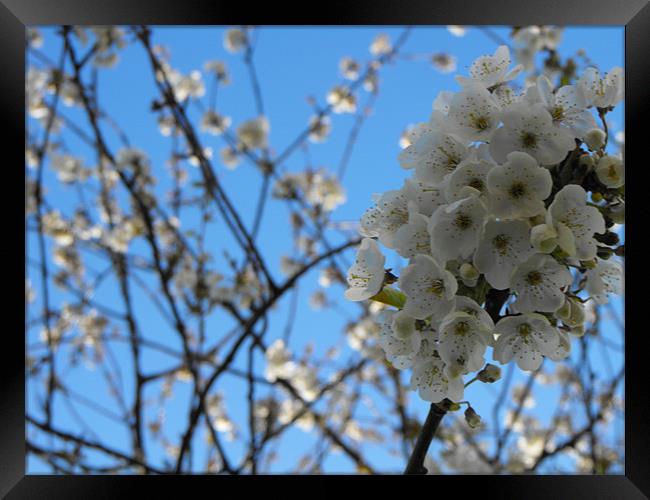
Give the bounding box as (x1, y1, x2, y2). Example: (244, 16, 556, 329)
(369, 34, 392, 56)
(447, 26, 467, 37)
(327, 85, 357, 114)
(224, 28, 248, 53)
(200, 110, 231, 135)
(339, 57, 360, 80)
(431, 53, 457, 74)
(236, 116, 269, 150)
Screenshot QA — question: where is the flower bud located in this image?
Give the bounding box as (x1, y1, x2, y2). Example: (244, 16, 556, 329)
(477, 363, 502, 383)
(391, 310, 415, 339)
(459, 262, 479, 281)
(530, 224, 558, 253)
(584, 128, 606, 151)
(560, 297, 585, 327)
(464, 407, 481, 428)
(555, 298, 571, 321)
(595, 155, 624, 188)
(570, 324, 586, 337)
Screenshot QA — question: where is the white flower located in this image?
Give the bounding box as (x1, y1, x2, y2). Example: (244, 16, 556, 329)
(447, 25, 466, 37)
(410, 355, 465, 403)
(237, 116, 269, 150)
(327, 85, 357, 114)
(583, 128, 607, 151)
(444, 158, 495, 203)
(370, 34, 392, 56)
(595, 154, 624, 188)
(378, 310, 422, 369)
(454, 296, 495, 330)
(456, 45, 523, 90)
(431, 53, 457, 74)
(224, 28, 247, 53)
(308, 115, 332, 143)
(398, 129, 471, 185)
(510, 254, 572, 313)
(577, 67, 624, 108)
(486, 151, 552, 219)
(586, 258, 623, 304)
(493, 313, 561, 371)
(547, 184, 605, 260)
(359, 188, 409, 248)
(339, 57, 360, 80)
(474, 219, 536, 290)
(344, 238, 385, 301)
(220, 146, 240, 169)
(428, 192, 487, 264)
(547, 327, 572, 361)
(437, 311, 494, 378)
(265, 339, 296, 382)
(490, 103, 575, 166)
(204, 60, 230, 84)
(534, 76, 597, 139)
(403, 178, 446, 216)
(393, 202, 431, 259)
(200, 110, 231, 135)
(399, 254, 458, 320)
(446, 83, 501, 141)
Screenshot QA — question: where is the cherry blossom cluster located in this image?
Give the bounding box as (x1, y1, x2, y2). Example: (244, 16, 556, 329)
(345, 45, 624, 405)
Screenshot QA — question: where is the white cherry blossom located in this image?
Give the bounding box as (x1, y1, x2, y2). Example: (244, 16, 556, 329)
(393, 202, 431, 259)
(510, 254, 573, 313)
(493, 313, 561, 371)
(344, 238, 385, 301)
(595, 154, 624, 188)
(474, 219, 536, 290)
(547, 184, 605, 260)
(454, 296, 495, 331)
(456, 45, 523, 90)
(486, 151, 552, 219)
(398, 254, 457, 320)
(437, 311, 494, 378)
(398, 129, 472, 184)
(534, 76, 597, 139)
(403, 178, 446, 216)
(428, 192, 487, 264)
(410, 355, 465, 403)
(378, 310, 421, 369)
(577, 66, 624, 108)
(446, 83, 501, 141)
(586, 258, 623, 305)
(444, 158, 496, 203)
(490, 103, 575, 165)
(359, 188, 409, 248)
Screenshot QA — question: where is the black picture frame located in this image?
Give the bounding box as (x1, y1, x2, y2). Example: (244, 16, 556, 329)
(5, 0, 648, 496)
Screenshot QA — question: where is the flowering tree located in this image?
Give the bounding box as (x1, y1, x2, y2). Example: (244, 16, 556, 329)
(26, 25, 624, 474)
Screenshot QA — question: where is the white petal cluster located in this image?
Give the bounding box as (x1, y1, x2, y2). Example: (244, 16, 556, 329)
(345, 45, 624, 403)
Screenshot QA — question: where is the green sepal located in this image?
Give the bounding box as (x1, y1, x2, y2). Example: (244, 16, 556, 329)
(370, 286, 406, 309)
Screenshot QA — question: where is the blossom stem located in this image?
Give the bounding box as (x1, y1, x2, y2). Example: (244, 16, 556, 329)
(403, 402, 448, 474)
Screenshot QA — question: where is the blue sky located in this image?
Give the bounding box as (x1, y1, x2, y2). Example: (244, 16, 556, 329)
(27, 25, 624, 474)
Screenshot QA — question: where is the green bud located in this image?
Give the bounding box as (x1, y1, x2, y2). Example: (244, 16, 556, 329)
(477, 363, 502, 383)
(464, 407, 481, 429)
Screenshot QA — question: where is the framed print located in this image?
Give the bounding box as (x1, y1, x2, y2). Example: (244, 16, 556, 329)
(4, 0, 649, 497)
